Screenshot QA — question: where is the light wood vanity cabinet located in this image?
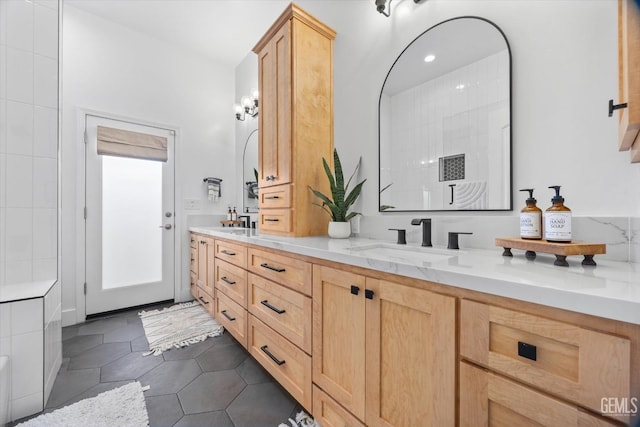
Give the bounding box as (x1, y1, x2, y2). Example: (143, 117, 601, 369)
(312, 264, 456, 426)
(618, 0, 640, 161)
(190, 233, 215, 315)
(252, 3, 335, 237)
(460, 299, 632, 426)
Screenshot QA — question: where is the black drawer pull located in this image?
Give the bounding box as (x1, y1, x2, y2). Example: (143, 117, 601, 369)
(265, 195, 280, 199)
(350, 285, 360, 296)
(365, 289, 374, 300)
(264, 218, 280, 222)
(260, 345, 285, 366)
(221, 250, 236, 256)
(221, 310, 236, 321)
(221, 276, 236, 285)
(260, 263, 286, 273)
(518, 341, 537, 361)
(198, 296, 210, 305)
(261, 300, 286, 314)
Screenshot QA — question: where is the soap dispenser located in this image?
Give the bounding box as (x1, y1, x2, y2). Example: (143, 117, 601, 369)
(519, 189, 542, 240)
(544, 186, 572, 242)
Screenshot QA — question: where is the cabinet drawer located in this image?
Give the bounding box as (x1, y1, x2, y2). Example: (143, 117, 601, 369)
(460, 362, 619, 427)
(258, 209, 292, 234)
(248, 273, 311, 353)
(196, 286, 215, 316)
(216, 291, 247, 349)
(460, 299, 631, 417)
(312, 385, 365, 427)
(215, 240, 247, 269)
(259, 184, 291, 208)
(248, 315, 312, 411)
(215, 259, 248, 308)
(248, 248, 312, 296)
(190, 247, 197, 273)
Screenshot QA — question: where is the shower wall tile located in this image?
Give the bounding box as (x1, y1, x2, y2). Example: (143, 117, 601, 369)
(33, 106, 57, 158)
(5, 208, 33, 261)
(6, 47, 33, 104)
(34, 4, 58, 59)
(33, 208, 56, 259)
(6, 100, 33, 155)
(5, 154, 33, 208)
(32, 157, 57, 208)
(5, 0, 33, 52)
(34, 55, 57, 108)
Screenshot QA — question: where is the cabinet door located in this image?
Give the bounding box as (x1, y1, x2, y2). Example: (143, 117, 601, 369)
(365, 279, 456, 427)
(258, 20, 291, 188)
(618, 0, 640, 158)
(460, 362, 620, 427)
(312, 265, 366, 421)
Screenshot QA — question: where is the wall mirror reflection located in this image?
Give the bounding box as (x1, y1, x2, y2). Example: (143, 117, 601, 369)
(243, 128, 259, 213)
(379, 17, 512, 211)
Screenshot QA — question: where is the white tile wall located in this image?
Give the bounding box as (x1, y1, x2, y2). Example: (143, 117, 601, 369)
(1, 0, 59, 288)
(0, 1, 61, 421)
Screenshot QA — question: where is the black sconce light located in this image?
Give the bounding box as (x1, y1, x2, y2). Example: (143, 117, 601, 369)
(234, 88, 259, 121)
(376, 0, 425, 18)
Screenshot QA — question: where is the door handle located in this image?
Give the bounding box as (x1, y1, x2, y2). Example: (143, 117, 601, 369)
(158, 224, 172, 230)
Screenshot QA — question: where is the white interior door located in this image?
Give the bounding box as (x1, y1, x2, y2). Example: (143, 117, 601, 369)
(85, 115, 175, 315)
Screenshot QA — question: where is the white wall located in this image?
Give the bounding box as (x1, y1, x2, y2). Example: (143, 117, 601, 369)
(249, 0, 639, 256)
(61, 5, 235, 324)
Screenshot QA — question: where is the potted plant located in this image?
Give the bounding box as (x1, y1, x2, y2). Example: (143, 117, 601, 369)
(310, 148, 366, 238)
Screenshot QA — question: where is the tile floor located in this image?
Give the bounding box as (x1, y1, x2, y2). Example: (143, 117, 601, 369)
(11, 302, 304, 427)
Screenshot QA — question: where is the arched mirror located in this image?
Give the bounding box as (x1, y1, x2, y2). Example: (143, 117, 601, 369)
(242, 128, 259, 213)
(379, 17, 512, 211)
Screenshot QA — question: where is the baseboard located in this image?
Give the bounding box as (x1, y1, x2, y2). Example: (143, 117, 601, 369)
(61, 308, 78, 327)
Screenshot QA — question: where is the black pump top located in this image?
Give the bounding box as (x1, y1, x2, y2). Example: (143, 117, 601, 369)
(519, 188, 537, 204)
(548, 185, 564, 204)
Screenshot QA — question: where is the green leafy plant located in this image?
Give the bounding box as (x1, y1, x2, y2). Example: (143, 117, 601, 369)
(310, 148, 366, 222)
(379, 182, 395, 211)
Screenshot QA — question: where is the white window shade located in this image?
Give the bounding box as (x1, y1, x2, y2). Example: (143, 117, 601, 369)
(97, 125, 168, 162)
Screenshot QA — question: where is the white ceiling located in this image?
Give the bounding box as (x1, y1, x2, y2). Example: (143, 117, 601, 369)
(64, 0, 294, 67)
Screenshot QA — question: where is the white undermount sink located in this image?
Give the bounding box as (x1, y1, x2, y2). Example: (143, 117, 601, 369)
(348, 243, 461, 265)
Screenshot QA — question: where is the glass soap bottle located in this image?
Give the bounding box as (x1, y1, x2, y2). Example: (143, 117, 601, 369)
(519, 189, 542, 240)
(544, 186, 572, 242)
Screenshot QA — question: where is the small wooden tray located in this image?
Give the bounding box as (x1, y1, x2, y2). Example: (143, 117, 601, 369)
(495, 237, 606, 267)
(220, 220, 242, 227)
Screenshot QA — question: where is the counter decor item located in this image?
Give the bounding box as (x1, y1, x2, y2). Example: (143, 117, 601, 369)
(519, 188, 542, 239)
(495, 237, 606, 267)
(310, 148, 366, 238)
(544, 185, 572, 242)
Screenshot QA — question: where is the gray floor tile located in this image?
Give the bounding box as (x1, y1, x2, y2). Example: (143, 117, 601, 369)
(62, 334, 103, 358)
(58, 380, 133, 408)
(103, 321, 146, 343)
(235, 356, 272, 385)
(131, 335, 150, 352)
(196, 342, 249, 372)
(138, 359, 202, 396)
(100, 351, 164, 382)
(173, 411, 234, 427)
(77, 317, 128, 335)
(67, 341, 131, 370)
(161, 337, 215, 361)
(45, 367, 100, 408)
(178, 370, 246, 414)
(227, 382, 297, 427)
(61, 325, 79, 341)
(145, 394, 184, 427)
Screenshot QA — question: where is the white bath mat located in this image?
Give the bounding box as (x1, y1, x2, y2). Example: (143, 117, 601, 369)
(139, 300, 224, 356)
(17, 381, 149, 427)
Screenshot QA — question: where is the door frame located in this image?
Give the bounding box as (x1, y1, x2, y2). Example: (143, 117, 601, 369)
(74, 108, 183, 322)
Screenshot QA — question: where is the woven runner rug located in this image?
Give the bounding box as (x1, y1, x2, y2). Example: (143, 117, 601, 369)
(139, 301, 224, 356)
(17, 382, 149, 427)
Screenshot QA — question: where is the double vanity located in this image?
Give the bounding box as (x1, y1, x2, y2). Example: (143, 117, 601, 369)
(189, 226, 639, 427)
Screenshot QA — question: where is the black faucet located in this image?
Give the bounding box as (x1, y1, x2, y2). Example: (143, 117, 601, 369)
(238, 215, 251, 228)
(411, 218, 432, 247)
(447, 232, 472, 250)
(389, 228, 407, 245)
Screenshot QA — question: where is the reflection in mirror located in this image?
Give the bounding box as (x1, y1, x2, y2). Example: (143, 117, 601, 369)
(379, 17, 512, 211)
(242, 128, 259, 213)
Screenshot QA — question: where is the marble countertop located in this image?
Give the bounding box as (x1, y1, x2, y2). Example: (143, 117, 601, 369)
(190, 226, 640, 325)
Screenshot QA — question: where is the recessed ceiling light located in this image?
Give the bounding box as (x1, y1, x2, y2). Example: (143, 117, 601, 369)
(424, 54, 435, 63)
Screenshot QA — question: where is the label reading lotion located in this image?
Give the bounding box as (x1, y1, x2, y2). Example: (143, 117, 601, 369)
(544, 212, 572, 241)
(520, 212, 541, 239)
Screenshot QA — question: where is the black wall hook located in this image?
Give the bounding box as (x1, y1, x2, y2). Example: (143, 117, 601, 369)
(608, 99, 628, 117)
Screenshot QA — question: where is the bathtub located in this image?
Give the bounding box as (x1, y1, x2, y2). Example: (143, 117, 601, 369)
(0, 356, 9, 426)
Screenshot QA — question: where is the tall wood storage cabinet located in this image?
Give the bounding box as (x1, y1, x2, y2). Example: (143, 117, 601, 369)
(252, 3, 336, 237)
